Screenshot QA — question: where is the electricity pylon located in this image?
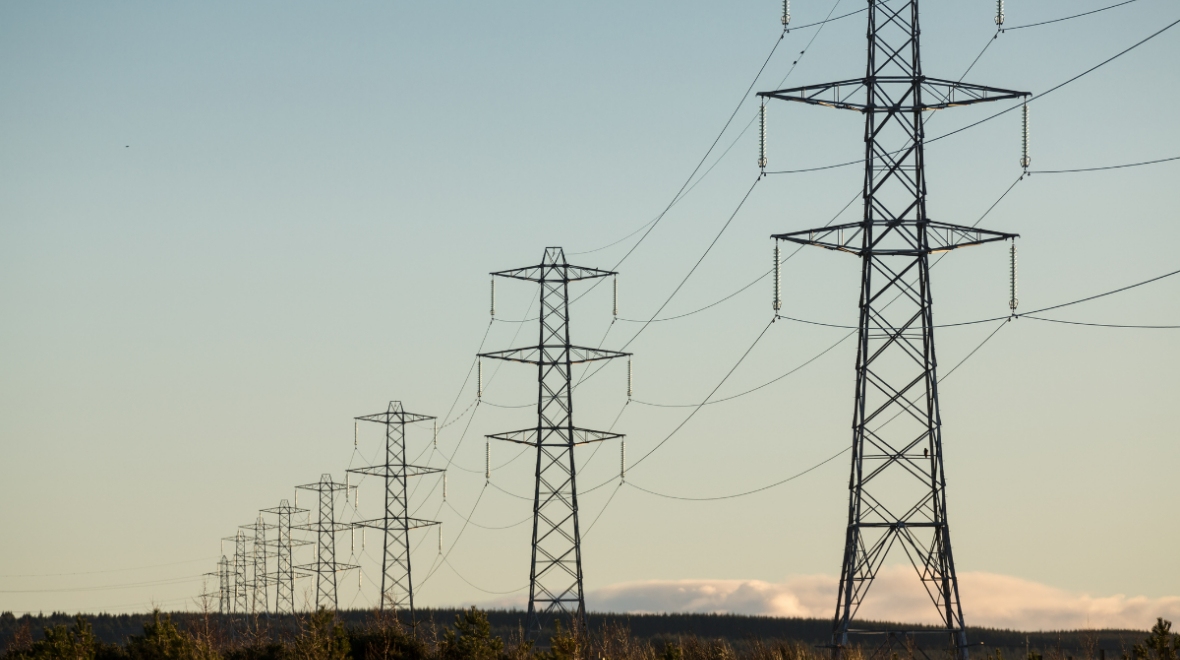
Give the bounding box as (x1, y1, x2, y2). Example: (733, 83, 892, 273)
(349, 401, 442, 615)
(239, 516, 276, 614)
(479, 247, 629, 637)
(295, 474, 358, 610)
(758, 2, 1027, 657)
(217, 555, 231, 615)
(231, 530, 249, 614)
(262, 498, 311, 615)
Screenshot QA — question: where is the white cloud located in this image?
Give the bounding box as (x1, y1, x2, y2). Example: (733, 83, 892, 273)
(580, 567, 1180, 631)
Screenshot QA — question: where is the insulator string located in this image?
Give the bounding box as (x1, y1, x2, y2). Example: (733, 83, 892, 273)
(1009, 241, 1019, 314)
(627, 359, 633, 399)
(995, 0, 1005, 25)
(621, 440, 627, 482)
(773, 243, 782, 311)
(1021, 102, 1031, 169)
(758, 102, 768, 171)
(782, 0, 791, 26)
(612, 276, 618, 318)
(490, 279, 496, 317)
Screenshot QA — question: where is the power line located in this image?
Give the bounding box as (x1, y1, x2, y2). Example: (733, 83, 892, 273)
(615, 176, 761, 348)
(627, 316, 778, 472)
(0, 575, 206, 594)
(766, 17, 1180, 175)
(573, 0, 850, 262)
(628, 172, 1022, 408)
(572, 175, 764, 391)
(596, 31, 788, 269)
(609, 188, 860, 325)
(1021, 315, 1180, 329)
(441, 556, 527, 595)
(582, 481, 624, 537)
(633, 330, 850, 408)
(628, 448, 847, 502)
(781, 267, 1180, 330)
(787, 7, 867, 31)
(419, 483, 487, 587)
(1, 557, 217, 578)
(627, 318, 1011, 502)
(443, 501, 532, 530)
(569, 105, 760, 259)
(1003, 0, 1145, 31)
(1029, 268, 1180, 314)
(931, 17, 1180, 145)
(771, 0, 850, 87)
(1030, 154, 1180, 174)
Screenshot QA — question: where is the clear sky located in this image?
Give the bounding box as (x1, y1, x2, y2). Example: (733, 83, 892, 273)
(1, 0, 1177, 627)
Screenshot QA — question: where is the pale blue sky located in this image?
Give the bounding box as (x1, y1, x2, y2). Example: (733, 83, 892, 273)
(1, 1, 1177, 618)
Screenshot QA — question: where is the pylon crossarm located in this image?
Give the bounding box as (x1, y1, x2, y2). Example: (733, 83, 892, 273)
(480, 346, 629, 365)
(758, 78, 867, 111)
(492, 264, 616, 282)
(774, 221, 1016, 255)
(489, 427, 623, 446)
(293, 521, 356, 533)
(264, 538, 313, 548)
(260, 504, 308, 515)
(758, 76, 1027, 112)
(926, 221, 1019, 252)
(355, 410, 435, 425)
(920, 77, 1029, 109)
(293, 562, 360, 572)
(347, 464, 443, 478)
(352, 516, 440, 531)
(773, 222, 863, 254)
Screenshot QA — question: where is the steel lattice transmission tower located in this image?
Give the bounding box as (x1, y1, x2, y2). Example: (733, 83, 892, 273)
(758, 1, 1026, 656)
(295, 474, 358, 610)
(262, 498, 310, 614)
(225, 531, 250, 614)
(217, 555, 231, 615)
(349, 401, 442, 614)
(480, 247, 629, 637)
(240, 516, 276, 614)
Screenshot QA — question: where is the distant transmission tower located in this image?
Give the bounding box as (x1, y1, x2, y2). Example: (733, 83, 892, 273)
(479, 247, 628, 637)
(758, 2, 1026, 657)
(217, 555, 231, 615)
(232, 530, 249, 614)
(262, 498, 310, 614)
(295, 474, 358, 610)
(240, 516, 276, 614)
(349, 401, 442, 615)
